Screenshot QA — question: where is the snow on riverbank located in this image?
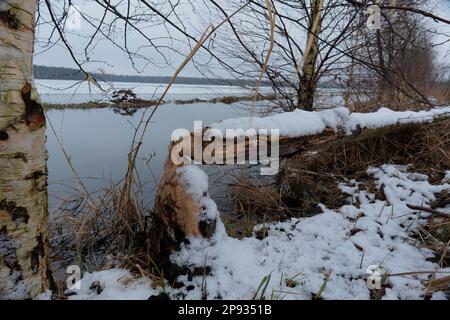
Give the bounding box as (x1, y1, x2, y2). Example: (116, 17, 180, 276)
(209, 106, 450, 137)
(171, 164, 449, 300)
(67, 269, 161, 300)
(65, 164, 449, 300)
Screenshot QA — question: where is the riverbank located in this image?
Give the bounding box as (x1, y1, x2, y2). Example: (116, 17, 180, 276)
(43, 93, 279, 110)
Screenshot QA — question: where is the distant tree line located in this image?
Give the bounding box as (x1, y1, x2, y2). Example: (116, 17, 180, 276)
(33, 65, 271, 87)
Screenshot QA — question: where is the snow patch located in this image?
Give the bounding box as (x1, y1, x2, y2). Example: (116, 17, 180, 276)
(210, 107, 349, 137)
(210, 106, 450, 138)
(347, 107, 450, 133)
(444, 171, 450, 183)
(67, 269, 161, 300)
(177, 165, 218, 220)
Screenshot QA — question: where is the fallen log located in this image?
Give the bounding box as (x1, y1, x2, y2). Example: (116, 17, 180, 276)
(148, 107, 450, 273)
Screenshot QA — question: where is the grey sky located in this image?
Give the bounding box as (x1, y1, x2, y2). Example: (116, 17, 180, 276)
(34, 0, 206, 77)
(33, 0, 450, 78)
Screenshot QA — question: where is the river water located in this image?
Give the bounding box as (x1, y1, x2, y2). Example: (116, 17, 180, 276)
(39, 79, 270, 213)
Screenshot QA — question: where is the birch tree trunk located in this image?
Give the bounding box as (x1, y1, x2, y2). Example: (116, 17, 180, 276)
(299, 0, 323, 111)
(0, 0, 52, 299)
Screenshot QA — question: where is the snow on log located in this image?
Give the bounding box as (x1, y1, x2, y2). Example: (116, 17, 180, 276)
(209, 106, 450, 136)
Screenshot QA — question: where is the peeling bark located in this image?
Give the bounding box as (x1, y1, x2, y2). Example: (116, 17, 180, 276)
(0, 0, 52, 299)
(150, 156, 203, 271)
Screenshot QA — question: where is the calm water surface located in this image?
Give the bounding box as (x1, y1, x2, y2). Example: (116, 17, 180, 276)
(43, 87, 268, 212)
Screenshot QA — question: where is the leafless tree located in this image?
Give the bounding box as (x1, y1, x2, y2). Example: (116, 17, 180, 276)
(344, 0, 450, 110)
(185, 0, 450, 111)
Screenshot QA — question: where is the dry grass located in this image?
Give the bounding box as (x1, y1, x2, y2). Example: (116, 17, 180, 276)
(349, 85, 450, 113)
(349, 96, 433, 113)
(286, 118, 449, 180)
(428, 85, 450, 105)
(49, 181, 147, 273)
(227, 177, 293, 237)
(418, 189, 450, 297)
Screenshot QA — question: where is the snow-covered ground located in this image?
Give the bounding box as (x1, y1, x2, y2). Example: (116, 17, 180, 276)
(62, 164, 450, 300)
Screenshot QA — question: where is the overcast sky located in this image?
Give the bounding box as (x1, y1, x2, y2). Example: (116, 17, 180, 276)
(33, 0, 450, 78)
(34, 0, 207, 77)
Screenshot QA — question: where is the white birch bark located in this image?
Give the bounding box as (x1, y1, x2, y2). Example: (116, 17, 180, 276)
(0, 0, 52, 299)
